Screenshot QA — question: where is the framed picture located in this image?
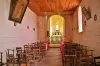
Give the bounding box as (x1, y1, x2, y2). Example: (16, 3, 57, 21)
(8, 0, 29, 23)
(82, 7, 91, 20)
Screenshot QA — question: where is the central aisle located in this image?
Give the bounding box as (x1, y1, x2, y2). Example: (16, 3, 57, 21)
(37, 48, 62, 66)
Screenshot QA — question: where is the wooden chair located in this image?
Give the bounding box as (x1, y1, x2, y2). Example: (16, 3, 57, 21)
(6, 49, 15, 66)
(28, 43, 42, 66)
(87, 49, 94, 65)
(80, 46, 94, 65)
(64, 44, 76, 66)
(94, 56, 100, 66)
(0, 52, 5, 66)
(16, 47, 26, 66)
(76, 53, 89, 66)
(24, 45, 30, 54)
(40, 42, 46, 58)
(29, 44, 36, 66)
(24, 45, 30, 62)
(0, 52, 3, 66)
(33, 42, 42, 61)
(75, 45, 91, 66)
(24, 44, 36, 66)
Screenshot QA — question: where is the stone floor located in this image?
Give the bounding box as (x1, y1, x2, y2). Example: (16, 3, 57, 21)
(37, 48, 62, 66)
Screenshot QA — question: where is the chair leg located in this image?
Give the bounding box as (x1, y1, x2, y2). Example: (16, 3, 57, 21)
(62, 59, 64, 66)
(64, 58, 66, 66)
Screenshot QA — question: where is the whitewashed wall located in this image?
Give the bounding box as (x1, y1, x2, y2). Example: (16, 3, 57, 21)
(72, 0, 100, 56)
(64, 15, 73, 42)
(37, 16, 47, 41)
(0, 0, 37, 62)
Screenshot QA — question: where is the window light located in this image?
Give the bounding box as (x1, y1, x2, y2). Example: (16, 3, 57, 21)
(78, 6, 83, 32)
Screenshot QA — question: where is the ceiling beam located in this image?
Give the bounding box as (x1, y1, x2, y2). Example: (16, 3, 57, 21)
(41, 11, 74, 16)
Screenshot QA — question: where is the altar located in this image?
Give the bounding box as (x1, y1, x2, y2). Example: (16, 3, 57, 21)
(51, 35, 62, 44)
(50, 23, 63, 44)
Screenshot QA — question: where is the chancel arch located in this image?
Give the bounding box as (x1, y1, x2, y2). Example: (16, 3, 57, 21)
(48, 15, 65, 46)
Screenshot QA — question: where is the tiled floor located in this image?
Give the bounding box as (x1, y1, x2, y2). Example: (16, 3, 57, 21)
(37, 48, 62, 66)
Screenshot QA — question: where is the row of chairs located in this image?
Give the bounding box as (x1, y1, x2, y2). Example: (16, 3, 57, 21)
(1, 41, 49, 66)
(61, 42, 94, 66)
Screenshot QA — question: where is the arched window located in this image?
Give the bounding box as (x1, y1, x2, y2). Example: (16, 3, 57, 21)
(78, 6, 83, 32)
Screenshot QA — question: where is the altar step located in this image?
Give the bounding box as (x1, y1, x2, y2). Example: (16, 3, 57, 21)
(49, 44, 60, 48)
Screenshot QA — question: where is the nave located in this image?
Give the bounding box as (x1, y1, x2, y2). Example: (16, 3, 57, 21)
(37, 48, 62, 66)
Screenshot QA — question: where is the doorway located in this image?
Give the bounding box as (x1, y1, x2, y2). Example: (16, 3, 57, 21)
(48, 15, 65, 47)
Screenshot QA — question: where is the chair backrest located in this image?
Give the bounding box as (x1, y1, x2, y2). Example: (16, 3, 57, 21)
(94, 56, 100, 66)
(24, 45, 30, 53)
(0, 52, 3, 65)
(72, 43, 80, 49)
(6, 49, 15, 63)
(64, 44, 74, 55)
(16, 47, 22, 54)
(29, 45, 34, 51)
(34, 42, 40, 49)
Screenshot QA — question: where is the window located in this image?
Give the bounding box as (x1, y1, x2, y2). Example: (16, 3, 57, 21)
(56, 24, 59, 30)
(78, 6, 83, 32)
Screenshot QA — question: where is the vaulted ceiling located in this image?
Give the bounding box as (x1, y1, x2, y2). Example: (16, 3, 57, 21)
(28, 0, 82, 16)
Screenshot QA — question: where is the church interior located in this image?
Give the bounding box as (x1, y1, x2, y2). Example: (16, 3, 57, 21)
(0, 0, 100, 66)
